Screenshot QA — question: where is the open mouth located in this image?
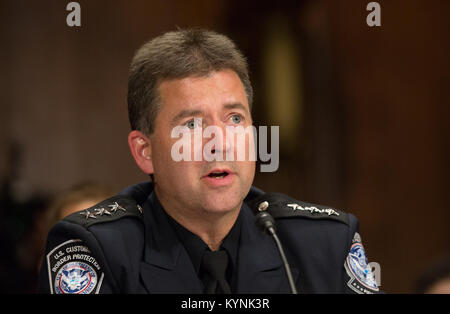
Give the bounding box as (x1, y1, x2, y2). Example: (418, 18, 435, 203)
(207, 171, 230, 179)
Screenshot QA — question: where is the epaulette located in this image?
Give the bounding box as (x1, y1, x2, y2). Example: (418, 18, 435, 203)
(247, 192, 349, 225)
(64, 195, 144, 228)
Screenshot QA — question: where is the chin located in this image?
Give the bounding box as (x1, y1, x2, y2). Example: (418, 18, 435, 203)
(201, 191, 243, 214)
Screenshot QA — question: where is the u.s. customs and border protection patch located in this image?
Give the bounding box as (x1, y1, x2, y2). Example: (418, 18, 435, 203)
(46, 239, 104, 294)
(344, 233, 379, 294)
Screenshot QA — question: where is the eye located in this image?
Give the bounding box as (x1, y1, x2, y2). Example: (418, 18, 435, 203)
(230, 114, 242, 124)
(185, 118, 202, 129)
(186, 119, 197, 129)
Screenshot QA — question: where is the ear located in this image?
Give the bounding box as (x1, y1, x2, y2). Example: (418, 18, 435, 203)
(128, 130, 154, 174)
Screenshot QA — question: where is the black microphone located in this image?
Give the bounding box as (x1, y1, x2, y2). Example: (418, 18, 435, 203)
(254, 201, 298, 294)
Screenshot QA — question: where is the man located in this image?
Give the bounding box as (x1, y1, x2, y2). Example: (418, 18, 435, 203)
(38, 29, 379, 294)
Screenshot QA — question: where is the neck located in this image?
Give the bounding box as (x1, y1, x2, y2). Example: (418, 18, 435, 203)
(154, 188, 241, 251)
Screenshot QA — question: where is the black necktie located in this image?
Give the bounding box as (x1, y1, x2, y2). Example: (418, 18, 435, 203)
(201, 250, 231, 294)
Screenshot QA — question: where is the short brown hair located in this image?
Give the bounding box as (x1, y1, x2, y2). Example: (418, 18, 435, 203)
(127, 28, 253, 135)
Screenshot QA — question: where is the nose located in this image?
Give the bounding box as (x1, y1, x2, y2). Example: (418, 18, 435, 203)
(211, 127, 233, 153)
(203, 122, 233, 161)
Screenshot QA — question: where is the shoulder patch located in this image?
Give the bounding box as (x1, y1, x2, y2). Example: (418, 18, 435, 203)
(64, 195, 143, 228)
(46, 239, 104, 294)
(344, 232, 379, 294)
(246, 192, 349, 225)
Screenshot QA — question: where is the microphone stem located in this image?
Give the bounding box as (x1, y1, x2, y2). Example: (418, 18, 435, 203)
(268, 227, 298, 294)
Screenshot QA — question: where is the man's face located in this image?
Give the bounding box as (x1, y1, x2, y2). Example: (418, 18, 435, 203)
(150, 69, 255, 215)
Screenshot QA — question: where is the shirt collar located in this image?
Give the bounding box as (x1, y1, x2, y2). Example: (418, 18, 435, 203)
(150, 192, 242, 275)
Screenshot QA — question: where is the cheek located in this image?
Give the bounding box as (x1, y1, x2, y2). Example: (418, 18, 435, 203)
(167, 129, 205, 162)
(152, 143, 201, 181)
(246, 133, 256, 161)
(244, 161, 256, 180)
(151, 136, 179, 175)
(236, 160, 255, 186)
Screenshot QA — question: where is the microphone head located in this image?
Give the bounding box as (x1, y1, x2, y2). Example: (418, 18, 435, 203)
(255, 211, 276, 235)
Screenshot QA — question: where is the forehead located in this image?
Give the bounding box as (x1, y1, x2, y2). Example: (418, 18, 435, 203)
(157, 69, 249, 115)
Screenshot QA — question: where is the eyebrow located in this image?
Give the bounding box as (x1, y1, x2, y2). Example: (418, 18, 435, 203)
(223, 102, 249, 114)
(170, 109, 203, 126)
(170, 102, 250, 125)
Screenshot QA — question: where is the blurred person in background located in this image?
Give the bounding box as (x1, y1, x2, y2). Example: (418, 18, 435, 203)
(415, 256, 450, 294)
(0, 143, 49, 293)
(44, 182, 114, 225)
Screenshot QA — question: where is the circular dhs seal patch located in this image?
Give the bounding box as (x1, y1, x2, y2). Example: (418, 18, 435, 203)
(46, 239, 103, 294)
(55, 261, 98, 294)
(344, 233, 379, 294)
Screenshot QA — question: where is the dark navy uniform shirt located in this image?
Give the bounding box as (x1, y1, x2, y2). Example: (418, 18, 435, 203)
(38, 181, 380, 294)
(157, 191, 242, 292)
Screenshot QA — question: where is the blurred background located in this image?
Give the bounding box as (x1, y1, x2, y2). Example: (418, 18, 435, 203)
(0, 0, 448, 293)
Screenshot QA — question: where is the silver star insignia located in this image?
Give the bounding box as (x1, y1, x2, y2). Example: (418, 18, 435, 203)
(79, 210, 97, 220)
(108, 202, 126, 213)
(95, 207, 111, 216)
